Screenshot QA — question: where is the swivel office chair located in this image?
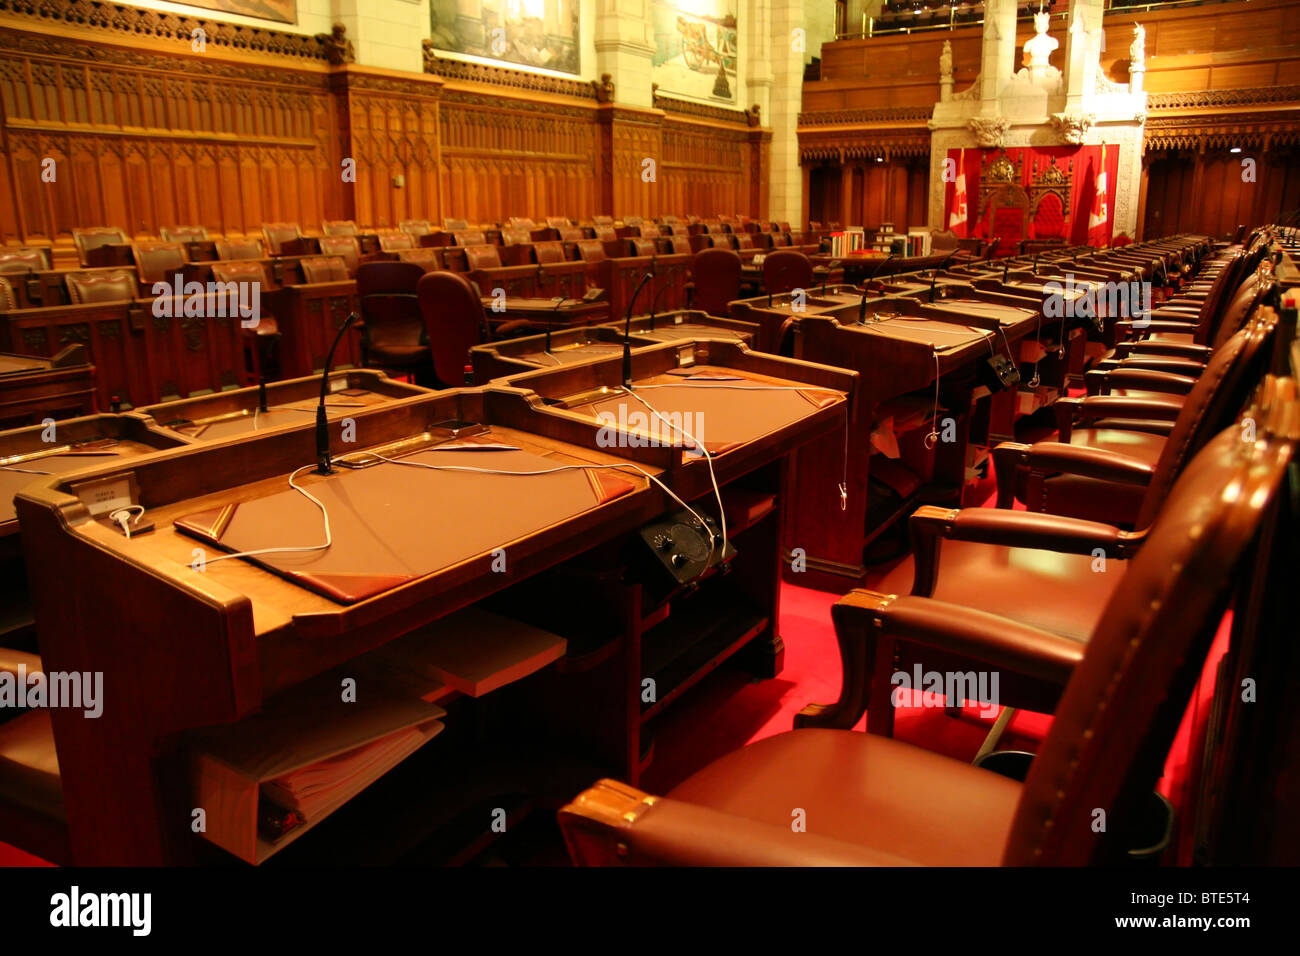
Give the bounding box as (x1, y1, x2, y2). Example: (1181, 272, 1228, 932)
(355, 260, 435, 386)
(689, 247, 742, 317)
(762, 249, 813, 296)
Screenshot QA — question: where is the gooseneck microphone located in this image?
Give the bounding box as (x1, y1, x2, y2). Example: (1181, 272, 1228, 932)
(623, 270, 655, 386)
(929, 252, 958, 301)
(257, 372, 268, 413)
(647, 276, 677, 331)
(1002, 258, 1010, 284)
(859, 253, 895, 321)
(315, 311, 359, 475)
(546, 294, 567, 352)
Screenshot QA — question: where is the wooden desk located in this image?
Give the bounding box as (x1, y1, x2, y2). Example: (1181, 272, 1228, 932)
(18, 341, 850, 862)
(0, 412, 191, 645)
(769, 287, 1086, 590)
(482, 296, 610, 331)
(135, 370, 429, 441)
(470, 326, 660, 383)
(0, 345, 95, 426)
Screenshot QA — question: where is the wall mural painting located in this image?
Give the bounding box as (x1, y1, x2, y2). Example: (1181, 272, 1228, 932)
(651, 0, 738, 103)
(429, 0, 581, 75)
(180, 0, 297, 25)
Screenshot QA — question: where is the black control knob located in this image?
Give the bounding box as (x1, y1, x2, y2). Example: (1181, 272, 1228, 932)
(670, 553, 689, 569)
(659, 535, 675, 551)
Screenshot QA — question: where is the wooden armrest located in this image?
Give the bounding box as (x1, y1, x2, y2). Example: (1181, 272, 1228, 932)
(1090, 366, 1199, 395)
(868, 594, 1085, 686)
(796, 590, 1084, 730)
(558, 779, 911, 866)
(908, 504, 1139, 597)
(1124, 341, 1212, 362)
(992, 438, 1158, 508)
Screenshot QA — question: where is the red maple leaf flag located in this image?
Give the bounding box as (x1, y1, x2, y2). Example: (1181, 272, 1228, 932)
(948, 149, 968, 233)
(1089, 144, 1109, 242)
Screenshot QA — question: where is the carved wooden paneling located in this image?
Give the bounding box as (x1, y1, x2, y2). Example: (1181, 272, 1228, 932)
(0, 21, 340, 245)
(0, 3, 769, 247)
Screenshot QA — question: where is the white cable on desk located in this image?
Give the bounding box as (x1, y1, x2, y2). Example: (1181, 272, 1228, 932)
(202, 464, 334, 563)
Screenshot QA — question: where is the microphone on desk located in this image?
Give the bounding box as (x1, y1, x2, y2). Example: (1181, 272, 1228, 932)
(859, 253, 895, 322)
(1002, 259, 1010, 284)
(647, 273, 678, 332)
(257, 372, 268, 413)
(315, 311, 359, 476)
(929, 253, 957, 302)
(546, 294, 568, 352)
(623, 269, 655, 386)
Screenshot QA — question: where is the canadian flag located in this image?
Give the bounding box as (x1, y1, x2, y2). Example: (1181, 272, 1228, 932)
(948, 149, 968, 233)
(1089, 145, 1109, 241)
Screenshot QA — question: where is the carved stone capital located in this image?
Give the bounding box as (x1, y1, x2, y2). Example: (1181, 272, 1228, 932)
(1048, 112, 1095, 145)
(968, 116, 1010, 148)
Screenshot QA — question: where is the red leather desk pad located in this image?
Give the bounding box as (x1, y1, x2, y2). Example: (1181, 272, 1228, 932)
(566, 367, 841, 454)
(512, 342, 626, 367)
(173, 440, 636, 604)
(0, 354, 49, 376)
(854, 315, 997, 351)
(162, 392, 391, 441)
(633, 323, 748, 342)
(1, 441, 156, 526)
(923, 299, 1037, 324)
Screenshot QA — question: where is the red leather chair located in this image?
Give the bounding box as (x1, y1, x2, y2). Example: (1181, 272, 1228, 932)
(159, 225, 208, 242)
(356, 261, 434, 386)
(215, 236, 265, 260)
(558, 392, 1297, 865)
(453, 230, 487, 246)
(689, 247, 742, 317)
(261, 223, 303, 256)
(995, 313, 1276, 526)
(463, 244, 502, 271)
(0, 247, 51, 276)
(0, 276, 16, 311)
(396, 247, 443, 272)
(318, 235, 361, 275)
(211, 260, 280, 382)
(321, 219, 359, 237)
(533, 241, 566, 265)
(298, 255, 350, 284)
(762, 249, 813, 296)
(378, 233, 416, 252)
(0, 648, 68, 864)
(65, 269, 135, 304)
(416, 270, 487, 388)
(71, 227, 128, 266)
(399, 219, 434, 239)
(132, 241, 187, 285)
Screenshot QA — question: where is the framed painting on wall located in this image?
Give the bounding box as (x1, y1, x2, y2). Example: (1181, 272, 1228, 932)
(429, 0, 581, 76)
(651, 0, 738, 103)
(179, 0, 297, 25)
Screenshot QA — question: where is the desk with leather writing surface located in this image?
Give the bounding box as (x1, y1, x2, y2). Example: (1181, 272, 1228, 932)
(15, 387, 675, 865)
(173, 437, 636, 604)
(564, 367, 840, 456)
(774, 293, 1051, 589)
(137, 370, 428, 442)
(0, 347, 95, 424)
(470, 326, 659, 383)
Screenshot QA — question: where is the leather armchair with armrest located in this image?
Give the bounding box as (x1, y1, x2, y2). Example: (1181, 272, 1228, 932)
(996, 314, 1275, 525)
(559, 404, 1295, 865)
